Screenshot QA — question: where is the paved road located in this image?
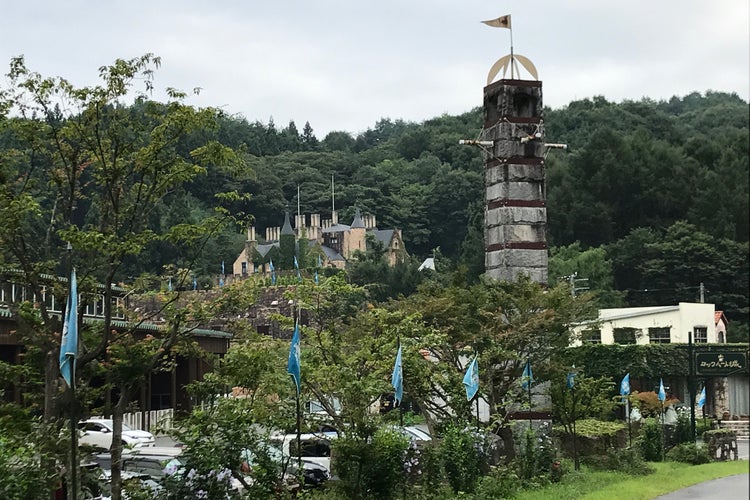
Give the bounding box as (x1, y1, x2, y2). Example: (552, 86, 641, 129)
(656, 473, 749, 500)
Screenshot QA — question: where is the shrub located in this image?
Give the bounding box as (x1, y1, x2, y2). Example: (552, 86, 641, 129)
(634, 391, 679, 418)
(331, 428, 409, 499)
(666, 443, 711, 465)
(670, 406, 693, 446)
(474, 464, 523, 499)
(439, 423, 493, 494)
(583, 447, 654, 475)
(517, 425, 555, 483)
(638, 418, 664, 461)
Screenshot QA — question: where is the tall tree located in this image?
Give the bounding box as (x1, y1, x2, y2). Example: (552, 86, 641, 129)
(0, 54, 244, 499)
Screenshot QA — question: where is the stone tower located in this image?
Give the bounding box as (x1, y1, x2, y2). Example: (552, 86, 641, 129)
(481, 79, 547, 284)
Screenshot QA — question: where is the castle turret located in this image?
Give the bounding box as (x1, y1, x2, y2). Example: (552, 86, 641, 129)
(345, 207, 367, 256)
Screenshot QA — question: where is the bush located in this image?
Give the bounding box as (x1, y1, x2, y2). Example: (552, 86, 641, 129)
(439, 423, 493, 494)
(517, 425, 555, 483)
(634, 391, 679, 418)
(473, 464, 523, 499)
(583, 447, 654, 475)
(670, 406, 692, 446)
(666, 443, 711, 465)
(638, 418, 664, 462)
(331, 428, 409, 499)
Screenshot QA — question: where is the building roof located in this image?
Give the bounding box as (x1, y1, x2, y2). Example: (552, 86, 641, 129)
(350, 208, 365, 229)
(715, 311, 729, 325)
(418, 258, 435, 271)
(368, 229, 396, 248)
(281, 212, 294, 235)
(322, 224, 351, 234)
(321, 245, 345, 262)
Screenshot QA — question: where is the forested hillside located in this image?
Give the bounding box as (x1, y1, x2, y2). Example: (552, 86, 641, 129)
(1, 88, 747, 336)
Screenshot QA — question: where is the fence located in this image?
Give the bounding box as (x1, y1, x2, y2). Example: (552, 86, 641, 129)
(121, 408, 173, 433)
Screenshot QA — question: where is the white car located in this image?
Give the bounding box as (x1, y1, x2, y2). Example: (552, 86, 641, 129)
(78, 419, 155, 450)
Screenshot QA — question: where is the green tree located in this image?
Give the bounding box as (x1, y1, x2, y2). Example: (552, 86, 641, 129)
(396, 276, 595, 455)
(0, 54, 244, 499)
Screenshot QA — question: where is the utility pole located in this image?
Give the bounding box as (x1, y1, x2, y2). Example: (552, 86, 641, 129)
(699, 282, 705, 303)
(563, 273, 589, 297)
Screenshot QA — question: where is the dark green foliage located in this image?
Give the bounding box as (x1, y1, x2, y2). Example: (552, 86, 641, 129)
(583, 447, 654, 475)
(473, 464, 523, 498)
(517, 427, 556, 484)
(666, 443, 712, 465)
(639, 418, 664, 462)
(671, 407, 693, 446)
(438, 424, 493, 493)
(331, 428, 409, 500)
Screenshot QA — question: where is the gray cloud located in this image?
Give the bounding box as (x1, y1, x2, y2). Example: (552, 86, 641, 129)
(2, 0, 747, 136)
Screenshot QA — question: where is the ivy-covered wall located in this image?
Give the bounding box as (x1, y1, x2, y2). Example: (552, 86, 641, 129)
(560, 343, 749, 379)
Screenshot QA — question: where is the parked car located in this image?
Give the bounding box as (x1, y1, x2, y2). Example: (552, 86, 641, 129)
(79, 419, 155, 450)
(270, 432, 337, 472)
(399, 425, 432, 442)
(242, 443, 330, 489)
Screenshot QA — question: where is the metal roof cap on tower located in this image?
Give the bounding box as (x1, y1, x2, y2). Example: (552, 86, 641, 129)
(281, 211, 294, 235)
(351, 208, 365, 229)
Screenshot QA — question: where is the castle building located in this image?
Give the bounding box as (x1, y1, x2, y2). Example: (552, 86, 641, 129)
(232, 208, 406, 276)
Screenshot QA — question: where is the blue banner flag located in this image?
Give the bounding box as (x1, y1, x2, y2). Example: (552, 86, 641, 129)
(314, 270, 319, 285)
(221, 260, 225, 275)
(620, 373, 630, 396)
(697, 386, 706, 409)
(658, 378, 666, 402)
(193, 276, 197, 290)
(521, 361, 533, 389)
(59, 268, 78, 388)
(168, 277, 172, 292)
(463, 356, 479, 401)
(566, 369, 576, 390)
(294, 255, 302, 282)
(391, 345, 403, 405)
(317, 254, 322, 268)
(269, 259, 276, 285)
(287, 322, 301, 394)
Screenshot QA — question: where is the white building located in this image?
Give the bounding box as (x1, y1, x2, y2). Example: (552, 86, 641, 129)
(573, 302, 748, 423)
(573, 302, 721, 346)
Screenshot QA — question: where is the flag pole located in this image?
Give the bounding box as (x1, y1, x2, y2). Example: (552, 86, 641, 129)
(295, 317, 302, 473)
(571, 385, 579, 471)
(509, 24, 515, 79)
(65, 247, 79, 500)
(526, 359, 532, 428)
(626, 396, 632, 448)
(398, 336, 403, 428)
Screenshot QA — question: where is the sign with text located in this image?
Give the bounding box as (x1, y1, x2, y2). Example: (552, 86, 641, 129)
(695, 352, 747, 376)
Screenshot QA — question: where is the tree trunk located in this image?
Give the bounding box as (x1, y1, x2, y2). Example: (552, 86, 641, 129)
(44, 349, 60, 500)
(110, 393, 130, 500)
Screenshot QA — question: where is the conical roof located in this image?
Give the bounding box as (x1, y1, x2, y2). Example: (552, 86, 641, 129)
(281, 211, 294, 235)
(350, 207, 365, 229)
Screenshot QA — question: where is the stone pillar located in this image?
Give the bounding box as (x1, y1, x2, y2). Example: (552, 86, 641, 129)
(482, 79, 547, 284)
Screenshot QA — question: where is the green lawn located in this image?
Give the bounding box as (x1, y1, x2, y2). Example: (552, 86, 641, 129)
(512, 461, 749, 500)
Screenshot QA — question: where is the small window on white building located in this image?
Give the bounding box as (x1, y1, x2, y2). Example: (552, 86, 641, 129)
(583, 329, 601, 344)
(613, 327, 639, 345)
(648, 327, 671, 344)
(693, 327, 708, 343)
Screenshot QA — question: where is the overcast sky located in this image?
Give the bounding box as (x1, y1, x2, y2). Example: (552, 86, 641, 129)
(3, 1, 748, 137)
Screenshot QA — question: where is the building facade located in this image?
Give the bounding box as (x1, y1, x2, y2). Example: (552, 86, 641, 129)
(232, 208, 407, 277)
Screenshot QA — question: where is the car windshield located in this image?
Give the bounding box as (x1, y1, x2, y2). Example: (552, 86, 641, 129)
(122, 423, 132, 431)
